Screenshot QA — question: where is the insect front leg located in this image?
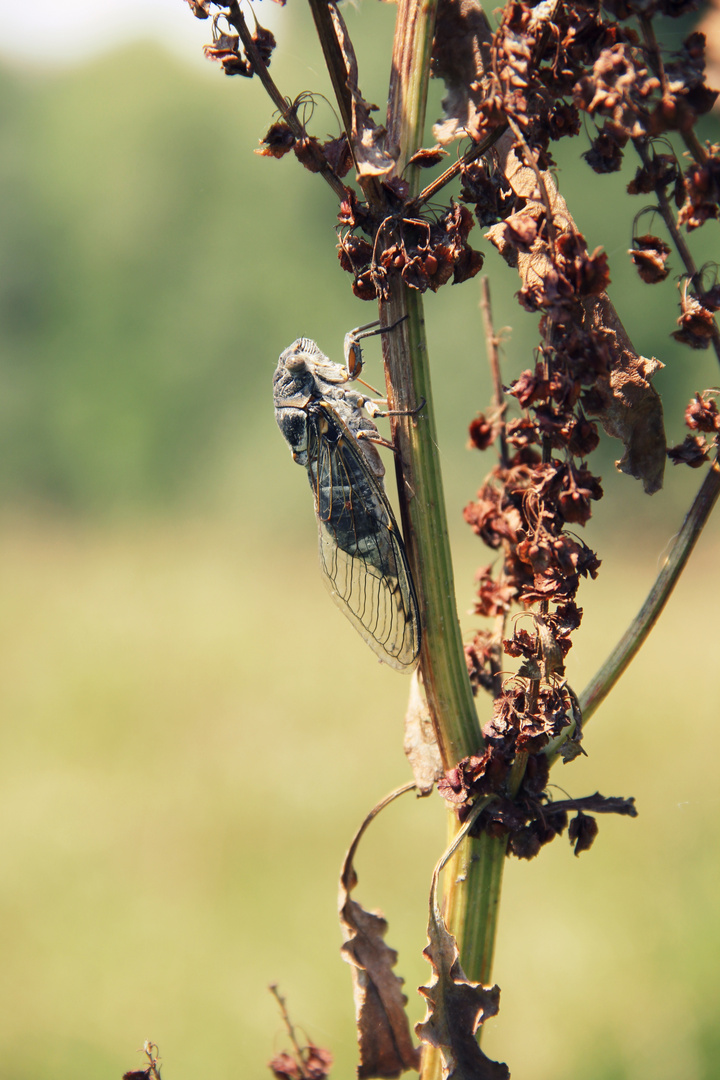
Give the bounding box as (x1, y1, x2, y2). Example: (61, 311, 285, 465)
(343, 315, 409, 380)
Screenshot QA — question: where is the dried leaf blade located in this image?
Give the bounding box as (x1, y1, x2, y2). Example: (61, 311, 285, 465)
(431, 0, 492, 145)
(415, 902, 509, 1080)
(328, 3, 395, 178)
(339, 787, 421, 1078)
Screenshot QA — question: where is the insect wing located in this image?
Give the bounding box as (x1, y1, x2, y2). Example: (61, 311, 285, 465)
(308, 404, 420, 671)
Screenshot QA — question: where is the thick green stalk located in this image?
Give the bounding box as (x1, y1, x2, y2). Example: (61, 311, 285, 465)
(381, 2, 509, 1075)
(384, 0, 480, 764)
(381, 292, 480, 765)
(304, 0, 510, 1066)
(381, 257, 508, 1080)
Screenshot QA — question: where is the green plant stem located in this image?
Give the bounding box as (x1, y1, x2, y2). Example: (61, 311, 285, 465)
(379, 288, 508, 994)
(420, 829, 506, 1080)
(442, 827, 507, 984)
(382, 293, 480, 764)
(381, 3, 508, 1076)
(384, 0, 480, 766)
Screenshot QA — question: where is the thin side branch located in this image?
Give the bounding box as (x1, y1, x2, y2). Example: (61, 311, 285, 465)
(225, 0, 349, 199)
(410, 123, 509, 210)
(578, 453, 720, 724)
(634, 138, 720, 369)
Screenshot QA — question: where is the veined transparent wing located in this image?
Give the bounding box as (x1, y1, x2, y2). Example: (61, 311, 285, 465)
(307, 402, 420, 671)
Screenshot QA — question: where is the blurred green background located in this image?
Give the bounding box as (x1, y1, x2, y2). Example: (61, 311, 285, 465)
(0, 4, 719, 1079)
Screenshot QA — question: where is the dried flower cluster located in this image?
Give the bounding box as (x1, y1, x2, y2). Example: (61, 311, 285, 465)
(433, 0, 719, 856)
(339, 198, 484, 299)
(451, 305, 613, 853)
(669, 388, 720, 466)
(269, 1044, 333, 1080)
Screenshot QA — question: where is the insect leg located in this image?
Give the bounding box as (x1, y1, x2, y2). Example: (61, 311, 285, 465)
(343, 315, 409, 378)
(355, 431, 397, 452)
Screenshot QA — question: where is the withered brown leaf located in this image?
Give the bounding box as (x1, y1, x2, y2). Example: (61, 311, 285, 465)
(628, 234, 671, 284)
(668, 434, 712, 468)
(329, 4, 395, 178)
(431, 0, 492, 145)
(582, 302, 666, 493)
(415, 902, 509, 1080)
(339, 791, 421, 1078)
(408, 146, 450, 168)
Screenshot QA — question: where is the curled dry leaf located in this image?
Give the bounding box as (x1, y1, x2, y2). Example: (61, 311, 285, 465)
(568, 810, 599, 856)
(416, 901, 509, 1080)
(431, 0, 492, 145)
(403, 670, 444, 794)
(256, 121, 296, 159)
(339, 792, 421, 1078)
(408, 146, 450, 168)
(582, 296, 665, 493)
(628, 234, 671, 284)
(329, 3, 395, 178)
(668, 434, 712, 468)
(672, 290, 716, 350)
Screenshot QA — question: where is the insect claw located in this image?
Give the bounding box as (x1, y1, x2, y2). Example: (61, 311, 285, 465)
(364, 399, 388, 419)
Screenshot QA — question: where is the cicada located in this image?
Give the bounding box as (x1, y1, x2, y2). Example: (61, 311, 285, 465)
(273, 323, 420, 671)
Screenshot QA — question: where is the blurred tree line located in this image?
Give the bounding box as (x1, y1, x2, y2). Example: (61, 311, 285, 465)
(0, 39, 347, 515)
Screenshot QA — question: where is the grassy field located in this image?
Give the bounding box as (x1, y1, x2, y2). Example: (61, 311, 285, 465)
(0, 512, 717, 1080)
